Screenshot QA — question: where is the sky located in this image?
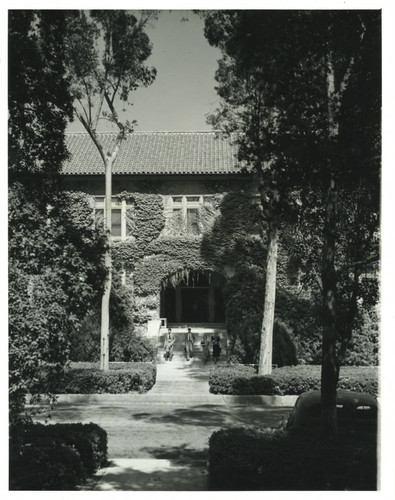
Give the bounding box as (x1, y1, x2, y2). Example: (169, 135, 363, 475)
(67, 10, 222, 133)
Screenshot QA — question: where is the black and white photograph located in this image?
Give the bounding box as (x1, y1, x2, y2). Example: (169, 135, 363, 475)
(6, 2, 392, 495)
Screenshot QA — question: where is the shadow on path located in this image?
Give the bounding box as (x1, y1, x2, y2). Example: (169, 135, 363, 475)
(139, 443, 207, 465)
(131, 404, 289, 428)
(93, 456, 208, 491)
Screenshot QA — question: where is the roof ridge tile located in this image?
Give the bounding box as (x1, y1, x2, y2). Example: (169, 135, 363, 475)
(63, 131, 240, 176)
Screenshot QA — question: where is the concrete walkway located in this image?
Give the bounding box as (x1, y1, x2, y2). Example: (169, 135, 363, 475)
(34, 354, 294, 491)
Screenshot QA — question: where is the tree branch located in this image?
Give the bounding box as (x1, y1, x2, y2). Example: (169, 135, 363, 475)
(337, 16, 366, 99)
(104, 91, 126, 134)
(337, 254, 379, 272)
(74, 107, 106, 164)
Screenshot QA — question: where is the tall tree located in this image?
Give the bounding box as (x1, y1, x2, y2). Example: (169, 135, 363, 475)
(202, 11, 306, 375)
(9, 10, 106, 424)
(64, 10, 157, 370)
(202, 10, 380, 436)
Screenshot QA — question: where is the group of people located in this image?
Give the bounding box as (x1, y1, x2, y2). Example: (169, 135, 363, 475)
(163, 327, 221, 364)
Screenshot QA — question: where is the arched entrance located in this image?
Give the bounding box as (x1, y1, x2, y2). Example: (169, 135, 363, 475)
(160, 270, 226, 324)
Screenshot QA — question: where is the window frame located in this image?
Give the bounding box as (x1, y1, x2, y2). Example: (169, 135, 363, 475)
(170, 195, 204, 234)
(94, 196, 133, 241)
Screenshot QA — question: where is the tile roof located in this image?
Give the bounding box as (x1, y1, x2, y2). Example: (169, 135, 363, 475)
(63, 131, 241, 176)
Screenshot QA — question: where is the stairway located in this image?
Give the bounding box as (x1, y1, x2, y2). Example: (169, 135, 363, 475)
(151, 326, 228, 395)
(158, 327, 227, 363)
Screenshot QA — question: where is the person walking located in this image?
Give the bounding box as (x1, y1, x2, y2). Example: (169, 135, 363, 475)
(211, 333, 221, 364)
(201, 334, 211, 363)
(164, 328, 175, 361)
(184, 327, 195, 361)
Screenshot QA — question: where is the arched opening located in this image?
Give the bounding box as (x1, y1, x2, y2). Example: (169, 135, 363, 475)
(160, 270, 226, 325)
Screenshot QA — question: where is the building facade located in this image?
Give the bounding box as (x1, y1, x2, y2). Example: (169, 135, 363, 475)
(62, 131, 263, 334)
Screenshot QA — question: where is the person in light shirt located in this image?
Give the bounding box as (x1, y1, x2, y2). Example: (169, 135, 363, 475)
(164, 327, 175, 361)
(184, 327, 195, 361)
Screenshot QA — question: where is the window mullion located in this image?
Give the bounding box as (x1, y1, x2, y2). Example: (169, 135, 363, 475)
(121, 199, 126, 240)
(182, 196, 187, 228)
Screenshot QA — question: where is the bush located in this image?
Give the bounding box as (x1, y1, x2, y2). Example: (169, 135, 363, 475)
(10, 422, 108, 490)
(70, 318, 155, 363)
(209, 427, 377, 490)
(209, 365, 378, 396)
(24, 423, 108, 473)
(110, 328, 155, 362)
(343, 308, 379, 366)
(44, 362, 156, 394)
(10, 441, 86, 490)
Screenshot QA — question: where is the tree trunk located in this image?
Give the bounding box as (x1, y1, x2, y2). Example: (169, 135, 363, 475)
(258, 224, 279, 375)
(320, 175, 339, 437)
(100, 156, 113, 371)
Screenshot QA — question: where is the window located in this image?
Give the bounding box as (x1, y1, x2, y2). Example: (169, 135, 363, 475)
(170, 195, 204, 234)
(94, 196, 133, 240)
(187, 208, 199, 234)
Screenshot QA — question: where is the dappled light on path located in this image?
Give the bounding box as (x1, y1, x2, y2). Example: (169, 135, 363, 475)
(93, 458, 208, 491)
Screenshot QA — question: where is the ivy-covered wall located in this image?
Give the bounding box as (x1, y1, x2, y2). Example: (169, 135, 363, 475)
(109, 180, 264, 334)
(63, 175, 378, 366)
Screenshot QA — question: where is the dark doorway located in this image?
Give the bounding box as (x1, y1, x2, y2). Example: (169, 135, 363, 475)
(181, 288, 209, 323)
(163, 287, 177, 323)
(160, 270, 226, 324)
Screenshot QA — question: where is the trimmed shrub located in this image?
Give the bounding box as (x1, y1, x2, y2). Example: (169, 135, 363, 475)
(10, 441, 85, 490)
(25, 423, 108, 473)
(209, 427, 377, 490)
(10, 422, 108, 490)
(209, 365, 378, 396)
(46, 362, 156, 394)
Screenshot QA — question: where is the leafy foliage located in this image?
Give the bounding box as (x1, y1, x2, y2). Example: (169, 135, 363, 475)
(65, 10, 157, 134)
(202, 11, 380, 406)
(10, 422, 108, 490)
(9, 10, 73, 183)
(209, 427, 377, 490)
(9, 188, 107, 420)
(8, 10, 108, 424)
(224, 268, 297, 366)
(10, 441, 86, 490)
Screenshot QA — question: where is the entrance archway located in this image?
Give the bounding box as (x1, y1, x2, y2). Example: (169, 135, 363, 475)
(160, 270, 226, 324)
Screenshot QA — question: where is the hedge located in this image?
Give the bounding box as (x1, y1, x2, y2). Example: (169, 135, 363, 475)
(209, 427, 377, 490)
(10, 441, 86, 490)
(209, 365, 379, 396)
(42, 362, 156, 394)
(24, 423, 108, 473)
(10, 422, 108, 490)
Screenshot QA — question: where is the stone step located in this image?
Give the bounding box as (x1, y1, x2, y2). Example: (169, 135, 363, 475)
(159, 330, 228, 350)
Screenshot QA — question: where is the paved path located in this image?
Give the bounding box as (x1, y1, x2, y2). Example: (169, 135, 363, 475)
(34, 355, 293, 491)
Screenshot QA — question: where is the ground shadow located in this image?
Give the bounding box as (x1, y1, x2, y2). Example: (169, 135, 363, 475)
(93, 456, 208, 491)
(139, 443, 207, 465)
(131, 403, 289, 429)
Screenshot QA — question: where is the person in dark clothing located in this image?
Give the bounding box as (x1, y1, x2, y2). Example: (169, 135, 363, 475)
(211, 333, 221, 364)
